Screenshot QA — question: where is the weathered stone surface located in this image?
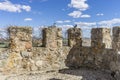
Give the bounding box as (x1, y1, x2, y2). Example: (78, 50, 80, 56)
(35, 60, 44, 67)
(112, 27, 120, 51)
(114, 71, 120, 80)
(25, 42, 32, 50)
(1, 26, 120, 78)
(42, 27, 62, 48)
(4, 26, 33, 72)
(30, 64, 38, 71)
(20, 51, 32, 58)
(67, 28, 82, 47)
(32, 47, 66, 70)
(91, 28, 111, 48)
(65, 27, 120, 75)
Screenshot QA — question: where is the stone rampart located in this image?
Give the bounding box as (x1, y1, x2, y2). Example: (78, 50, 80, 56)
(66, 27, 120, 79)
(0, 26, 120, 79)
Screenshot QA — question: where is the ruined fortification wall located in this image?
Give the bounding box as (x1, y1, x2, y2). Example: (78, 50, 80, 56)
(0, 26, 120, 79)
(0, 27, 73, 72)
(66, 27, 120, 74)
(32, 27, 68, 70)
(4, 27, 33, 72)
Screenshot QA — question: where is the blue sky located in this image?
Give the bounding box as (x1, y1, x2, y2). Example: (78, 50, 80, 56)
(0, 0, 120, 37)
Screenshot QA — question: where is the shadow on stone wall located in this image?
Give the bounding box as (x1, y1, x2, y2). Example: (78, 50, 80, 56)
(65, 44, 118, 70)
(62, 43, 120, 79)
(49, 78, 62, 80)
(58, 68, 114, 80)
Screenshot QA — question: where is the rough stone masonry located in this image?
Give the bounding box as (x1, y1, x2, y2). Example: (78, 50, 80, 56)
(4, 27, 33, 72)
(0, 26, 120, 79)
(66, 27, 120, 79)
(2, 26, 69, 72)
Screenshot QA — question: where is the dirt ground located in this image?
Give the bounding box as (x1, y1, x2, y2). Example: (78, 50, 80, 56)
(0, 68, 115, 80)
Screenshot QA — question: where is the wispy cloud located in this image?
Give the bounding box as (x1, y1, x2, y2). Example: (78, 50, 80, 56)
(81, 14, 91, 18)
(98, 18, 120, 26)
(56, 21, 63, 24)
(68, 11, 90, 18)
(0, 0, 31, 12)
(58, 25, 73, 29)
(74, 18, 120, 29)
(68, 11, 82, 18)
(96, 13, 104, 16)
(24, 18, 32, 21)
(64, 20, 71, 23)
(56, 20, 71, 24)
(75, 22, 96, 26)
(57, 18, 120, 38)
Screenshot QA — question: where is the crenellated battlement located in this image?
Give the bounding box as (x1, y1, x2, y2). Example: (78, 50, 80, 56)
(66, 26, 120, 74)
(91, 28, 112, 48)
(42, 27, 62, 48)
(1, 26, 120, 76)
(6, 26, 120, 50)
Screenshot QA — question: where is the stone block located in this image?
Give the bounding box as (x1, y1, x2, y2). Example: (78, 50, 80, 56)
(5, 26, 33, 72)
(67, 28, 82, 47)
(42, 27, 62, 48)
(112, 27, 120, 51)
(91, 28, 111, 48)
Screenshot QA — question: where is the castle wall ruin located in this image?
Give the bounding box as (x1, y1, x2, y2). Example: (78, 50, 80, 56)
(5, 27, 33, 72)
(66, 27, 120, 77)
(0, 26, 120, 78)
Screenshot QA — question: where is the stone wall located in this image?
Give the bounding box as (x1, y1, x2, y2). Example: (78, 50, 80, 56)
(32, 27, 67, 70)
(67, 28, 82, 47)
(91, 28, 112, 48)
(0, 26, 120, 79)
(42, 27, 62, 48)
(3, 27, 33, 72)
(112, 27, 120, 51)
(1, 26, 72, 72)
(66, 27, 120, 79)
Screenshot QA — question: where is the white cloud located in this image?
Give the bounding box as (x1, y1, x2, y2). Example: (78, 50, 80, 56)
(96, 13, 104, 16)
(74, 18, 120, 29)
(68, 11, 90, 18)
(56, 21, 63, 24)
(68, 0, 89, 11)
(98, 18, 120, 26)
(75, 22, 96, 27)
(81, 14, 91, 18)
(0, 28, 6, 32)
(57, 25, 73, 29)
(73, 22, 97, 30)
(24, 18, 32, 21)
(68, 0, 90, 18)
(64, 20, 71, 23)
(22, 5, 31, 12)
(0, 0, 31, 12)
(68, 11, 82, 18)
(56, 20, 71, 24)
